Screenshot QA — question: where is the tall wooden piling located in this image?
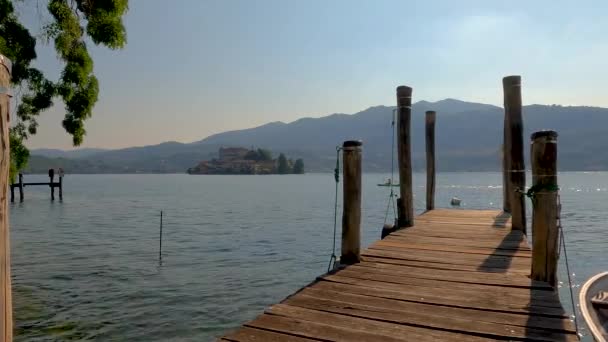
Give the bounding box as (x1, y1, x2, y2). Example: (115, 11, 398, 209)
(530, 130, 559, 288)
(49, 169, 55, 201)
(0, 54, 13, 342)
(425, 111, 436, 211)
(59, 176, 63, 201)
(503, 76, 526, 233)
(396, 86, 414, 227)
(58, 168, 63, 201)
(341, 140, 362, 264)
(18, 173, 23, 203)
(503, 113, 511, 213)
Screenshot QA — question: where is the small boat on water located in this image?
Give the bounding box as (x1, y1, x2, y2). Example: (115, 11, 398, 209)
(580, 272, 608, 342)
(377, 178, 399, 187)
(450, 197, 462, 206)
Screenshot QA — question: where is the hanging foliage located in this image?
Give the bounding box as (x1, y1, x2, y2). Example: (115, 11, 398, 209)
(0, 0, 128, 179)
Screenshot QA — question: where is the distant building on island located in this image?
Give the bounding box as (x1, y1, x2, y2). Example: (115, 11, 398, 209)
(187, 147, 304, 175)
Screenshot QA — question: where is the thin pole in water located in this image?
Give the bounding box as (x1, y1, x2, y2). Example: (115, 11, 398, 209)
(159, 211, 163, 264)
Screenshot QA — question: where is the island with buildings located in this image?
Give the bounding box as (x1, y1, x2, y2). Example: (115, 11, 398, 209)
(187, 147, 304, 175)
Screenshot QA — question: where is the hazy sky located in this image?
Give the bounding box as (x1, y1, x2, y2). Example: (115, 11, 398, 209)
(15, 0, 608, 149)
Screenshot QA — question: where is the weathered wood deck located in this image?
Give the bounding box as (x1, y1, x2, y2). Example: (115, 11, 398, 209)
(220, 209, 577, 341)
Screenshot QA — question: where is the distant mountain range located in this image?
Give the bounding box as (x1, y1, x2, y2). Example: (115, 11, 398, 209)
(27, 99, 608, 173)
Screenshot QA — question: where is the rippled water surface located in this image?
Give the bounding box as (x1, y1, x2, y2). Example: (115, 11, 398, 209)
(10, 172, 608, 341)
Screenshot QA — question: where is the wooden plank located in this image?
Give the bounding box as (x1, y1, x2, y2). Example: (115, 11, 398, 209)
(314, 279, 568, 317)
(284, 293, 577, 341)
(352, 262, 552, 289)
(323, 273, 563, 309)
(246, 313, 433, 342)
(382, 234, 530, 251)
(268, 304, 493, 342)
(361, 255, 531, 274)
(391, 228, 522, 241)
(419, 211, 507, 219)
(356, 259, 537, 280)
(291, 288, 576, 334)
(395, 223, 517, 235)
(362, 248, 530, 270)
(421, 209, 504, 217)
(413, 219, 511, 227)
(333, 268, 556, 300)
(372, 240, 532, 258)
(221, 326, 317, 342)
(366, 243, 530, 264)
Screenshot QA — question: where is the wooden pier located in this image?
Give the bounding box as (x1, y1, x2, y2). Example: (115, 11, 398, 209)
(10, 169, 64, 202)
(220, 77, 578, 341)
(220, 210, 577, 341)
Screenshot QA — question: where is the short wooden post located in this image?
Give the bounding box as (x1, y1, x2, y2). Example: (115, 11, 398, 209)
(159, 210, 163, 264)
(48, 169, 55, 201)
(18, 173, 23, 203)
(530, 130, 559, 287)
(503, 76, 526, 233)
(396, 86, 414, 227)
(425, 111, 436, 211)
(0, 53, 13, 342)
(341, 140, 362, 265)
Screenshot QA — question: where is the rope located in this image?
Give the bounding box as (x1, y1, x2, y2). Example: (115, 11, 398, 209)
(556, 193, 581, 338)
(327, 146, 342, 272)
(383, 109, 398, 226)
(525, 185, 580, 337)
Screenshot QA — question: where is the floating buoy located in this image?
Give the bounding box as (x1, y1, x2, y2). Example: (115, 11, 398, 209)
(450, 197, 462, 206)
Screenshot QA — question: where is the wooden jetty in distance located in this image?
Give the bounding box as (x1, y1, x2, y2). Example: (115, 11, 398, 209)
(10, 169, 64, 202)
(220, 77, 578, 341)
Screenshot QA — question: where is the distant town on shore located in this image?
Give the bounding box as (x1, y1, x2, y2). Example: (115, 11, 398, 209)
(187, 147, 304, 175)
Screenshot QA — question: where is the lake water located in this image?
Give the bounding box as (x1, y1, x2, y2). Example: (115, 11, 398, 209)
(9, 172, 608, 341)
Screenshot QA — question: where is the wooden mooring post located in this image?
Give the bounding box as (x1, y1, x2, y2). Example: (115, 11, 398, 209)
(503, 76, 526, 233)
(396, 86, 414, 228)
(0, 54, 13, 342)
(425, 110, 436, 211)
(341, 140, 362, 265)
(530, 130, 559, 288)
(49, 169, 55, 201)
(58, 174, 63, 201)
(18, 173, 23, 202)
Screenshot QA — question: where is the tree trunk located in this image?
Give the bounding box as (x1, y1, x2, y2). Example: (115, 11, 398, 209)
(0, 54, 13, 342)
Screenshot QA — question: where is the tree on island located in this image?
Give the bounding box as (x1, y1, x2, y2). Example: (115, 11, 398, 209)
(277, 153, 291, 174)
(0, 1, 129, 339)
(293, 158, 305, 174)
(257, 148, 273, 161)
